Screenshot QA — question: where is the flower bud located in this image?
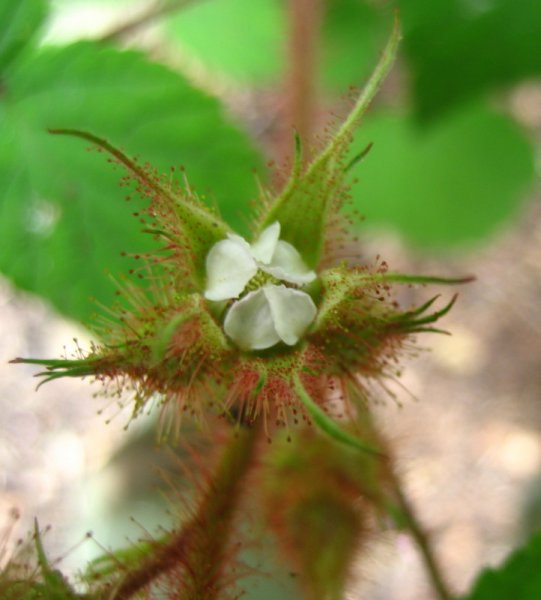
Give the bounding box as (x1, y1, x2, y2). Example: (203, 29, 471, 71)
(261, 429, 389, 599)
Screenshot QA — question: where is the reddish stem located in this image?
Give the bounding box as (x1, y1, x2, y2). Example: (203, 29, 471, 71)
(285, 0, 323, 160)
(111, 426, 259, 599)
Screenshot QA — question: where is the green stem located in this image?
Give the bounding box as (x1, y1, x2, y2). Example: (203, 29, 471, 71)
(109, 425, 259, 599)
(389, 470, 453, 600)
(341, 398, 453, 600)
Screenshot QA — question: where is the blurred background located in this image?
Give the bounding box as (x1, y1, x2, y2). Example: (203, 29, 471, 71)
(0, 0, 540, 598)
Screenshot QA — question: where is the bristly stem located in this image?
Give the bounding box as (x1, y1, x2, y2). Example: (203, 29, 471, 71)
(389, 469, 453, 600)
(110, 425, 259, 599)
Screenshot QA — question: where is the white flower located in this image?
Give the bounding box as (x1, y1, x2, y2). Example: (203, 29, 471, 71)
(204, 222, 317, 350)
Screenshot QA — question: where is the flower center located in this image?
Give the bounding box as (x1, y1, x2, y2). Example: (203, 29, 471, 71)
(242, 270, 283, 295)
(204, 222, 318, 350)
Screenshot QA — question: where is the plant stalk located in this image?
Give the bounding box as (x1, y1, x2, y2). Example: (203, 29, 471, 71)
(110, 425, 259, 599)
(353, 404, 453, 600)
(389, 470, 453, 600)
(286, 0, 323, 159)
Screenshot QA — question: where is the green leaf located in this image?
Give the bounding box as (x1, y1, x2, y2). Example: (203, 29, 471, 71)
(0, 0, 47, 75)
(349, 104, 535, 248)
(166, 0, 390, 91)
(167, 0, 283, 84)
(399, 0, 541, 119)
(0, 42, 262, 323)
(462, 530, 541, 600)
(321, 0, 389, 91)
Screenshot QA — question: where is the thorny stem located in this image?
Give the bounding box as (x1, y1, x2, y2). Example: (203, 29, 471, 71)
(286, 0, 323, 160)
(389, 470, 453, 600)
(109, 425, 259, 599)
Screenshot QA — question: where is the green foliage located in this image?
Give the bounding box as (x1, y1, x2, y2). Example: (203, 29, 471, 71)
(172, 0, 541, 111)
(0, 0, 537, 328)
(399, 0, 541, 120)
(167, 0, 389, 91)
(349, 104, 535, 248)
(167, 0, 283, 83)
(0, 34, 262, 322)
(0, 522, 80, 600)
(32, 521, 79, 599)
(0, 0, 47, 75)
(462, 530, 541, 600)
(321, 0, 388, 91)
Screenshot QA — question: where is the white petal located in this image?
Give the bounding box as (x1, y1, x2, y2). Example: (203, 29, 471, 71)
(204, 238, 257, 301)
(263, 285, 317, 346)
(262, 240, 316, 285)
(223, 289, 280, 350)
(226, 232, 252, 250)
(250, 222, 280, 264)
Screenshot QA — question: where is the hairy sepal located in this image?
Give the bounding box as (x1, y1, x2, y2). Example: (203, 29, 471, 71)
(49, 128, 229, 287)
(12, 293, 232, 429)
(261, 429, 388, 598)
(294, 373, 381, 456)
(256, 17, 401, 268)
(311, 266, 467, 376)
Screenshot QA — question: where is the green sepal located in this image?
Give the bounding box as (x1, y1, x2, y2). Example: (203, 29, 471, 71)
(313, 266, 468, 333)
(32, 520, 79, 599)
(0, 521, 80, 600)
(257, 17, 400, 268)
(366, 272, 475, 286)
(48, 129, 229, 288)
(150, 294, 231, 365)
(150, 295, 202, 363)
(392, 294, 458, 332)
(10, 357, 100, 388)
(293, 372, 381, 456)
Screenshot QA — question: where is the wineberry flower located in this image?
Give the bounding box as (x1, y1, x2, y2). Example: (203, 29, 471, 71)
(205, 222, 317, 350)
(12, 21, 470, 448)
